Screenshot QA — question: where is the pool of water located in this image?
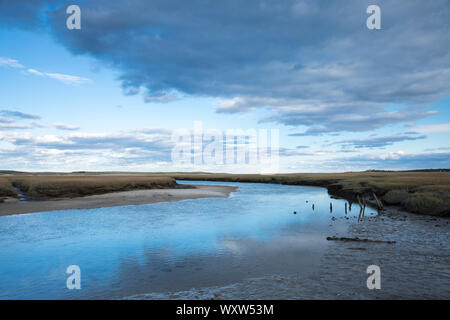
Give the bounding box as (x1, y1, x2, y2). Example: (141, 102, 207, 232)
(0, 181, 376, 299)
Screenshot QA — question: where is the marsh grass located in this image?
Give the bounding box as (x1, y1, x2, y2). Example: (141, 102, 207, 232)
(1, 176, 177, 200)
(1, 171, 449, 216)
(404, 193, 443, 214)
(0, 177, 16, 201)
(382, 189, 411, 205)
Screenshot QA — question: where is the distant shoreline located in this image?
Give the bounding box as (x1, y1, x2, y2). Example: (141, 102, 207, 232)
(1, 171, 449, 217)
(0, 185, 237, 216)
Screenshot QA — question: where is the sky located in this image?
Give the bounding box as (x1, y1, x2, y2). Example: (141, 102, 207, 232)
(0, 0, 449, 173)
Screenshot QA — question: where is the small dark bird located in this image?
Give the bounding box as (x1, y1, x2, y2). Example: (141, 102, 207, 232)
(312, 204, 315, 210)
(293, 211, 297, 214)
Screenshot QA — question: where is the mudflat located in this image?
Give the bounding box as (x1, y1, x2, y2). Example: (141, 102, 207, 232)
(0, 185, 237, 216)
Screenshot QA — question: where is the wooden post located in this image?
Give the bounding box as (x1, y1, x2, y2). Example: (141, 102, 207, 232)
(373, 192, 383, 211)
(362, 199, 366, 218)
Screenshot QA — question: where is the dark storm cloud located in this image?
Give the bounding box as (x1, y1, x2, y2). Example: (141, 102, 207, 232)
(1, 0, 450, 132)
(0, 0, 51, 29)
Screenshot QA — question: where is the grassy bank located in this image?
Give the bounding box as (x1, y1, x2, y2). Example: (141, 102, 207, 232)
(0, 175, 178, 200)
(0, 177, 17, 199)
(1, 171, 449, 217)
(170, 172, 450, 217)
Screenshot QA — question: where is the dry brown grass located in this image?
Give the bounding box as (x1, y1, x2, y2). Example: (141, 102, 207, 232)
(0, 177, 16, 200)
(2, 175, 177, 200)
(2, 171, 449, 216)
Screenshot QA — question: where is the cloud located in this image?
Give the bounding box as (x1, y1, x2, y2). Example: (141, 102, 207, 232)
(324, 152, 450, 171)
(279, 147, 325, 157)
(0, 57, 92, 85)
(0, 129, 173, 153)
(0, 57, 23, 68)
(0, 129, 175, 169)
(44, 72, 91, 85)
(138, 128, 173, 135)
(289, 127, 338, 137)
(216, 97, 263, 113)
(415, 123, 450, 133)
(424, 147, 450, 152)
(333, 134, 427, 149)
(281, 109, 437, 135)
(0, 117, 15, 123)
(27, 68, 44, 76)
(0, 110, 40, 120)
(1, 1, 448, 133)
(53, 123, 80, 131)
(144, 91, 180, 103)
(30, 121, 46, 128)
(27, 68, 91, 85)
(0, 123, 32, 130)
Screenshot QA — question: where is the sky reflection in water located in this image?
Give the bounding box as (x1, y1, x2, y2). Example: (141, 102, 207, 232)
(0, 181, 376, 299)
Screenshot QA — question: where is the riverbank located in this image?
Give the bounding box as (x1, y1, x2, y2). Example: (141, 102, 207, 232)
(0, 185, 237, 216)
(170, 172, 450, 217)
(0, 175, 179, 200)
(1, 170, 449, 217)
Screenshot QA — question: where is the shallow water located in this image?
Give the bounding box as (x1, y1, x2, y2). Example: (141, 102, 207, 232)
(0, 181, 376, 299)
(132, 206, 449, 300)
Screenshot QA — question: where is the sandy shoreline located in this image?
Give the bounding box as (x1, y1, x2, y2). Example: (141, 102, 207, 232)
(0, 184, 237, 216)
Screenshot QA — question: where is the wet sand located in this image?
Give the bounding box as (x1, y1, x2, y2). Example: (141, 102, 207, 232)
(0, 185, 237, 216)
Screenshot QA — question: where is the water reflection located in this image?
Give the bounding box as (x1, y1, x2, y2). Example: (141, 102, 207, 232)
(0, 181, 376, 299)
